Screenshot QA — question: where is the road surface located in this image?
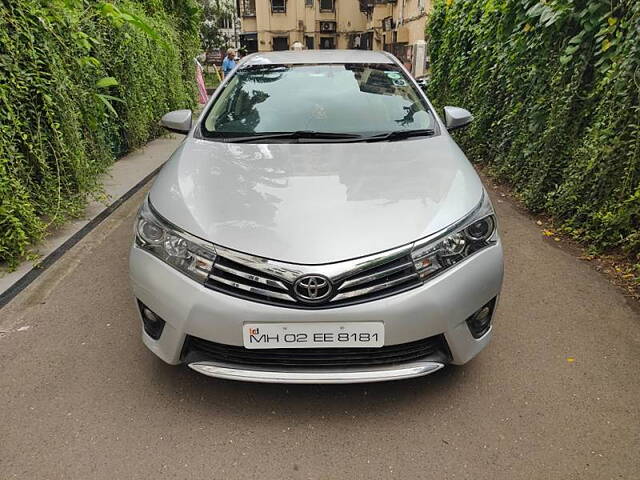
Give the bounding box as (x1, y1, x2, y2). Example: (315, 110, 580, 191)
(1, 182, 638, 479)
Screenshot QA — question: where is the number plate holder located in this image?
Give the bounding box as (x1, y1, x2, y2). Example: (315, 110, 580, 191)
(242, 322, 385, 349)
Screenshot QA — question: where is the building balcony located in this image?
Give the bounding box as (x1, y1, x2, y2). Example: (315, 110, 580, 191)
(240, 0, 256, 17)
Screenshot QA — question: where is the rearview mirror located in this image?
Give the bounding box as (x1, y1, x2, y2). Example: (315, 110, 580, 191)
(160, 109, 192, 134)
(444, 106, 473, 131)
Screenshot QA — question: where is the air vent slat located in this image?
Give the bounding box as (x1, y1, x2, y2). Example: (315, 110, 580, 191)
(183, 334, 451, 367)
(214, 263, 288, 291)
(332, 272, 420, 302)
(338, 261, 413, 291)
(210, 275, 296, 302)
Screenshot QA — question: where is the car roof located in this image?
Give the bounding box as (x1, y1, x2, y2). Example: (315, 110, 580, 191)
(239, 49, 397, 67)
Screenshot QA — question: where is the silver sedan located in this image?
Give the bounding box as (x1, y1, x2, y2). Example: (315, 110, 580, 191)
(129, 50, 504, 383)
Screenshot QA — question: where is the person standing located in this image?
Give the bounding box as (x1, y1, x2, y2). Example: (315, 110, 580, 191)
(221, 48, 236, 79)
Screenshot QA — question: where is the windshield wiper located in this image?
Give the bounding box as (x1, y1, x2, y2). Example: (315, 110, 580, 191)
(362, 129, 436, 142)
(216, 131, 364, 143)
(206, 129, 435, 143)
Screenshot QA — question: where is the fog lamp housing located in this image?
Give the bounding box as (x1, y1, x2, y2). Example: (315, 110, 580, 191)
(466, 298, 496, 339)
(138, 301, 166, 340)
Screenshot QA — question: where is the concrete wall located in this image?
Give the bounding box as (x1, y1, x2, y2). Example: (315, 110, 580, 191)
(242, 16, 258, 33)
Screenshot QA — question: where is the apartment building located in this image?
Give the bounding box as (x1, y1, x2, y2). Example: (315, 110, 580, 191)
(362, 0, 431, 66)
(237, 0, 367, 52)
(237, 0, 431, 74)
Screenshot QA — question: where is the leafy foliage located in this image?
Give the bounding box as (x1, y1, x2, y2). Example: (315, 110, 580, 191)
(200, 0, 236, 51)
(427, 0, 640, 264)
(0, 0, 201, 267)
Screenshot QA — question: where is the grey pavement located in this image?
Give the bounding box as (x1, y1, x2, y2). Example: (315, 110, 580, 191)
(0, 177, 639, 479)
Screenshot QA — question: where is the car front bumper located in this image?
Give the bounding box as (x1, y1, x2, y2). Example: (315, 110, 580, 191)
(129, 240, 503, 383)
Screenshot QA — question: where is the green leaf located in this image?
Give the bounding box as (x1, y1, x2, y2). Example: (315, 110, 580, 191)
(526, 3, 544, 18)
(564, 45, 580, 56)
(95, 93, 119, 117)
(98, 94, 125, 104)
(96, 77, 119, 89)
(78, 56, 101, 68)
(100, 3, 118, 16)
(120, 13, 136, 23)
(540, 8, 556, 26)
(568, 32, 584, 45)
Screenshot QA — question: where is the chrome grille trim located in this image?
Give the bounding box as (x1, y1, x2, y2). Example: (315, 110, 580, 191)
(213, 244, 413, 283)
(205, 244, 422, 308)
(211, 275, 296, 302)
(332, 273, 420, 302)
(214, 263, 288, 291)
(338, 260, 414, 291)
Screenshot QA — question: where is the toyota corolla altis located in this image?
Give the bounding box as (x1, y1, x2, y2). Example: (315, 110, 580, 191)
(129, 50, 504, 383)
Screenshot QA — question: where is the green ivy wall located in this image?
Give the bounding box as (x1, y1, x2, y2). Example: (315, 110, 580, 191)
(0, 0, 201, 266)
(426, 0, 639, 264)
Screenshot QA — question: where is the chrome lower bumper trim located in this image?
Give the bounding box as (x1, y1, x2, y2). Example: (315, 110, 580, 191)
(187, 361, 445, 384)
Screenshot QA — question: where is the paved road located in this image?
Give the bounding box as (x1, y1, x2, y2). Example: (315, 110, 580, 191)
(1, 183, 639, 480)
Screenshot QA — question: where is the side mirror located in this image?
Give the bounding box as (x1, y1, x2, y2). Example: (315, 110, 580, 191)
(160, 109, 192, 134)
(444, 106, 473, 131)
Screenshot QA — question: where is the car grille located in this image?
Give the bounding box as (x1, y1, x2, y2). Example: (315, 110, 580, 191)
(204, 248, 422, 309)
(182, 334, 451, 368)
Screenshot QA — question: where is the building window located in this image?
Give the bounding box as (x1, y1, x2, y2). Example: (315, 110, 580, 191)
(305, 0, 313, 6)
(272, 36, 289, 50)
(361, 31, 373, 50)
(305, 35, 314, 49)
(217, 13, 234, 30)
(242, 0, 256, 16)
(241, 33, 258, 53)
(319, 21, 336, 33)
(271, 0, 286, 13)
(382, 16, 394, 31)
(320, 0, 334, 11)
(319, 37, 335, 49)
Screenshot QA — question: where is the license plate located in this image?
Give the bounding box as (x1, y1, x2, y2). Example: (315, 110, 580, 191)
(242, 322, 384, 349)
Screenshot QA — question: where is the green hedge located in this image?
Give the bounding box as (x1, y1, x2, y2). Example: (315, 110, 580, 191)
(0, 0, 201, 267)
(427, 0, 639, 263)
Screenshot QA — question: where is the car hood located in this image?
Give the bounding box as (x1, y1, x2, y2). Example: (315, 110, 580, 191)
(149, 136, 484, 264)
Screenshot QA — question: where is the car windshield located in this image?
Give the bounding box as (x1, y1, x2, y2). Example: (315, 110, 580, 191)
(201, 63, 435, 138)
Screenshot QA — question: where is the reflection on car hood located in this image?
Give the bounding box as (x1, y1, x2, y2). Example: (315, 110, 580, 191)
(149, 136, 484, 264)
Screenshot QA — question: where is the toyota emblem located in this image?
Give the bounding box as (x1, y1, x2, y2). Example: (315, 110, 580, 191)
(293, 274, 333, 303)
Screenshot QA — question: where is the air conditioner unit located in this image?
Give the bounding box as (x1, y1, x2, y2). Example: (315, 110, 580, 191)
(319, 21, 336, 33)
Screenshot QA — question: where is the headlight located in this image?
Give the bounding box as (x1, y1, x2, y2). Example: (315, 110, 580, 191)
(411, 191, 497, 281)
(135, 196, 216, 283)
